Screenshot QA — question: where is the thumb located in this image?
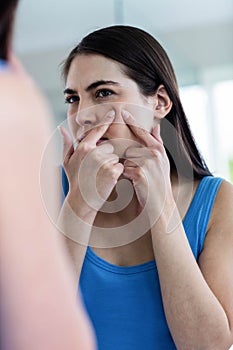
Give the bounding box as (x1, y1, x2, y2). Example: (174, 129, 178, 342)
(58, 126, 74, 163)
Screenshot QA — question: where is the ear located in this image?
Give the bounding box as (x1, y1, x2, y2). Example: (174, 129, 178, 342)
(153, 85, 172, 119)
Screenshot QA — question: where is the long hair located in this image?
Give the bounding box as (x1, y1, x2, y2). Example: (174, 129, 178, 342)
(0, 0, 19, 60)
(62, 25, 212, 180)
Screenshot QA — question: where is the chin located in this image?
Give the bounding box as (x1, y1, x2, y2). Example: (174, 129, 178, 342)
(108, 138, 140, 158)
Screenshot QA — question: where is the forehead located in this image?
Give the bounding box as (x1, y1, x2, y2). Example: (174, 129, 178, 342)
(66, 54, 129, 87)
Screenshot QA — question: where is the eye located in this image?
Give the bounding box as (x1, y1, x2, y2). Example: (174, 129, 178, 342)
(95, 89, 114, 98)
(65, 95, 80, 104)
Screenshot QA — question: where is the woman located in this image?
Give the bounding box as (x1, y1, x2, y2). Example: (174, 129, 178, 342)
(59, 25, 233, 350)
(0, 1, 96, 349)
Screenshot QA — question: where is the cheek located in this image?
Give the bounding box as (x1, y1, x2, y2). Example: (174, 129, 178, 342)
(67, 112, 79, 139)
(124, 103, 155, 133)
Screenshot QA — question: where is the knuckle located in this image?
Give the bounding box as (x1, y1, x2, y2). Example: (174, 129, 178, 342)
(102, 162, 112, 172)
(78, 142, 93, 154)
(101, 163, 119, 179)
(63, 154, 70, 166)
(95, 124, 106, 133)
(137, 130, 145, 138)
(110, 171, 118, 180)
(96, 153, 110, 165)
(107, 144, 115, 153)
(111, 168, 121, 180)
(157, 144, 164, 153)
(134, 166, 143, 178)
(152, 149, 161, 158)
(111, 154, 119, 162)
(62, 157, 68, 166)
(101, 163, 108, 171)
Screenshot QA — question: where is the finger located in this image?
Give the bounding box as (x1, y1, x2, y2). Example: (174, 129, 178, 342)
(99, 162, 124, 181)
(123, 166, 138, 181)
(77, 140, 114, 165)
(96, 142, 114, 154)
(125, 146, 152, 159)
(152, 124, 163, 144)
(122, 110, 157, 148)
(58, 126, 74, 162)
(112, 163, 125, 179)
(81, 110, 115, 146)
(124, 159, 141, 167)
(99, 153, 120, 165)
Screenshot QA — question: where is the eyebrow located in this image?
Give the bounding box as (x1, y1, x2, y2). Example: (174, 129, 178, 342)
(63, 80, 120, 95)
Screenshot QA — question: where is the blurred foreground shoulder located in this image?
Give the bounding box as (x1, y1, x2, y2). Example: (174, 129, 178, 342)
(0, 69, 53, 144)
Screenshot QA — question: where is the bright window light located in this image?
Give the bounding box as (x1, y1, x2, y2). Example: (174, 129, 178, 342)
(213, 80, 233, 182)
(180, 85, 211, 169)
(180, 81, 233, 183)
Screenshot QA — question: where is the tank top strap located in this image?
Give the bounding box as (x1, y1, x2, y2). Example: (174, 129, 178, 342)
(183, 176, 223, 256)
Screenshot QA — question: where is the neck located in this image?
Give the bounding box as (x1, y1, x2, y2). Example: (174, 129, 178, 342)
(96, 171, 187, 227)
(95, 178, 139, 227)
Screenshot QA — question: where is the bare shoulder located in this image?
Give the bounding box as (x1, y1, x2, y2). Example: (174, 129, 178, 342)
(198, 178, 233, 258)
(198, 179, 233, 333)
(208, 179, 233, 234)
(200, 178, 233, 259)
(0, 71, 56, 207)
(0, 71, 52, 138)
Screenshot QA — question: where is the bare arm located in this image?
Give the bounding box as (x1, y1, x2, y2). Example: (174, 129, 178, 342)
(57, 193, 96, 282)
(58, 113, 123, 282)
(151, 181, 233, 350)
(0, 72, 96, 350)
(122, 112, 233, 350)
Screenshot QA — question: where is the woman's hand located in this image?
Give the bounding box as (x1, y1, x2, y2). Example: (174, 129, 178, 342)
(59, 111, 124, 215)
(122, 111, 173, 225)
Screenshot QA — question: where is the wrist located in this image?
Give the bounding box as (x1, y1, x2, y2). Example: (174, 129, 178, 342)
(151, 196, 181, 233)
(57, 194, 96, 246)
(66, 192, 97, 224)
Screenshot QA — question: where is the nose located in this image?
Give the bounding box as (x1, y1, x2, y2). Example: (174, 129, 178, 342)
(113, 106, 125, 123)
(75, 103, 98, 126)
(76, 103, 125, 127)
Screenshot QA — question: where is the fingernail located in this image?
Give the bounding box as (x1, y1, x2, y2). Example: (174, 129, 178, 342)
(107, 110, 115, 118)
(122, 110, 130, 119)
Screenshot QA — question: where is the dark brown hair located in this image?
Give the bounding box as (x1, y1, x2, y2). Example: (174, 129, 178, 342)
(62, 25, 212, 180)
(0, 0, 19, 60)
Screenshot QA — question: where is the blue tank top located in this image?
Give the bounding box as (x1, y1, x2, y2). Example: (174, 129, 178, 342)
(0, 59, 8, 71)
(61, 173, 223, 349)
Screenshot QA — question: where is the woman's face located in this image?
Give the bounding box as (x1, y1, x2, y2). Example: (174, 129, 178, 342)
(64, 54, 157, 154)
